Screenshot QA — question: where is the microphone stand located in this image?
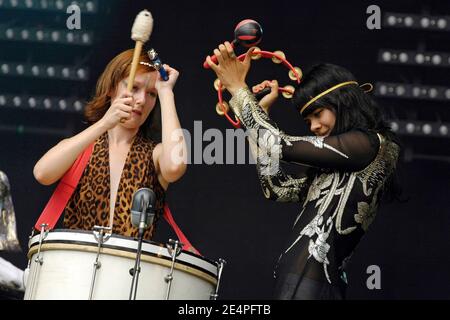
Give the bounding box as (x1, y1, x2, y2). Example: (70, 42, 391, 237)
(129, 198, 153, 300)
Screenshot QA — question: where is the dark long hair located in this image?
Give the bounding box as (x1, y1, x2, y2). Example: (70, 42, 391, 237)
(293, 63, 403, 201)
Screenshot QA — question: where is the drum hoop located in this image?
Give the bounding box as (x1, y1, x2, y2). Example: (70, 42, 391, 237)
(27, 243, 217, 286)
(57, 228, 217, 264)
(28, 229, 218, 278)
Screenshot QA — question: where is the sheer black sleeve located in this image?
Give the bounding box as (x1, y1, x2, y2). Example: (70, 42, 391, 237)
(229, 87, 380, 173)
(247, 138, 310, 203)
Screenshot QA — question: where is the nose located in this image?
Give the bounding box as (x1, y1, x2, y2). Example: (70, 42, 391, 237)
(310, 120, 321, 134)
(133, 89, 146, 106)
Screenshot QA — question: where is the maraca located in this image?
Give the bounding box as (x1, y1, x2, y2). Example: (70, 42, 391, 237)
(203, 19, 263, 69)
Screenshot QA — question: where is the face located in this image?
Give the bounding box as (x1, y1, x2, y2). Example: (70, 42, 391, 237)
(303, 107, 336, 137)
(113, 71, 158, 129)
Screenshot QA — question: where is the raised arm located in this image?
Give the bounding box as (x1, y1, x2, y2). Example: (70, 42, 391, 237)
(33, 93, 134, 185)
(153, 65, 187, 186)
(231, 87, 379, 172)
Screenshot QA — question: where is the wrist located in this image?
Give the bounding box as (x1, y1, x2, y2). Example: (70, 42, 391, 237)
(227, 84, 248, 97)
(157, 87, 174, 97)
(96, 118, 110, 131)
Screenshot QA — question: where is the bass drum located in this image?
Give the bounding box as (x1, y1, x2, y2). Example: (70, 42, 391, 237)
(24, 229, 218, 300)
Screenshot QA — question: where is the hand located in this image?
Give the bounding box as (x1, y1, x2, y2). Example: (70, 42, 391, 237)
(100, 92, 134, 129)
(155, 64, 179, 93)
(252, 80, 279, 114)
(206, 41, 256, 96)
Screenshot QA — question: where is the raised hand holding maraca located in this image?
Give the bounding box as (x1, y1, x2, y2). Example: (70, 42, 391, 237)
(203, 19, 262, 69)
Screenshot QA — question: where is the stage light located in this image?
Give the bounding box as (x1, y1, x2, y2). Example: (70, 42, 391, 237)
(0, 0, 99, 14)
(445, 89, 450, 99)
(77, 68, 87, 80)
(43, 98, 52, 109)
(21, 29, 29, 40)
(399, 52, 409, 63)
(375, 82, 450, 102)
(384, 13, 450, 32)
(6, 28, 14, 39)
(12, 96, 21, 107)
(16, 64, 24, 75)
(28, 97, 37, 108)
(404, 16, 414, 27)
(58, 99, 67, 110)
(73, 100, 83, 112)
(31, 65, 40, 76)
(390, 121, 399, 132)
(0, 26, 94, 46)
(379, 50, 449, 67)
(387, 120, 450, 138)
(1, 64, 9, 74)
(422, 123, 432, 135)
(62, 67, 70, 78)
(0, 62, 89, 81)
(46, 66, 55, 77)
(51, 31, 60, 42)
(0, 93, 84, 113)
(66, 32, 74, 43)
(36, 30, 44, 41)
(406, 122, 415, 134)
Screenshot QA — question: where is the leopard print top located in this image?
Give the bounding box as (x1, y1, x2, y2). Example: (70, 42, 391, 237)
(63, 132, 165, 240)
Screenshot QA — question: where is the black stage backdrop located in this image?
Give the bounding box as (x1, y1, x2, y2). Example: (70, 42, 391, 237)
(1, 0, 449, 299)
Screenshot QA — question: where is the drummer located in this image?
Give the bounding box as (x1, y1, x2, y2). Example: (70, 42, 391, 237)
(33, 48, 187, 240)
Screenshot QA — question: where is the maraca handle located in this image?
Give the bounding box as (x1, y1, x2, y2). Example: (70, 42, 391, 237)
(203, 41, 236, 69)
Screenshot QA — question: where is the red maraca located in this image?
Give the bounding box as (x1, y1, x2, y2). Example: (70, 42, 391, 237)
(203, 19, 263, 69)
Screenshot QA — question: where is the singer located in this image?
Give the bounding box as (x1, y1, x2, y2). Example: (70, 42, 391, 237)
(33, 48, 187, 240)
(206, 42, 401, 299)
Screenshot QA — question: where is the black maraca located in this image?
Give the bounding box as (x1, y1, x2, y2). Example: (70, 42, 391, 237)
(203, 19, 263, 69)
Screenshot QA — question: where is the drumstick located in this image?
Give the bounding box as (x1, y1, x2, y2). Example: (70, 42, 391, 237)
(122, 10, 154, 123)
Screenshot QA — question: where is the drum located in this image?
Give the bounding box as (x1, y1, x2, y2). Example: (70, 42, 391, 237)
(24, 229, 219, 300)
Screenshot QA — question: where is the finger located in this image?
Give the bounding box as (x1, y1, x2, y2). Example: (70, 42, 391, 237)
(219, 44, 229, 60)
(224, 41, 235, 59)
(206, 56, 219, 72)
(270, 80, 279, 90)
(120, 90, 133, 98)
(214, 48, 224, 65)
(118, 97, 134, 106)
(243, 47, 256, 65)
(252, 85, 260, 93)
(118, 104, 133, 113)
(262, 80, 271, 88)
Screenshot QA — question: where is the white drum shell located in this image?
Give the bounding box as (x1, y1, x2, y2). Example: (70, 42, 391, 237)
(24, 231, 218, 300)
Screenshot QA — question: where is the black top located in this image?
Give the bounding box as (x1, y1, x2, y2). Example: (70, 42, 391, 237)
(230, 88, 399, 299)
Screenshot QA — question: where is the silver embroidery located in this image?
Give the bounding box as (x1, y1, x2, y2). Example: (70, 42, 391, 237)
(230, 87, 399, 284)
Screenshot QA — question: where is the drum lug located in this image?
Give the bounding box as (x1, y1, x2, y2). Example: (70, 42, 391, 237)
(25, 224, 48, 299)
(88, 226, 111, 300)
(164, 239, 183, 300)
(210, 258, 227, 300)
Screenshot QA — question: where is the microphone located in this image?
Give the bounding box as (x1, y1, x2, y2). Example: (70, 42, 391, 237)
(147, 49, 169, 81)
(130, 188, 156, 236)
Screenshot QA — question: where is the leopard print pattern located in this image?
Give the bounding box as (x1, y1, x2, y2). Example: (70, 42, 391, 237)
(64, 132, 165, 240)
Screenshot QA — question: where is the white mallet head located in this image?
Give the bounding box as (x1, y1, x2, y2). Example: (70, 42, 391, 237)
(131, 9, 154, 42)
